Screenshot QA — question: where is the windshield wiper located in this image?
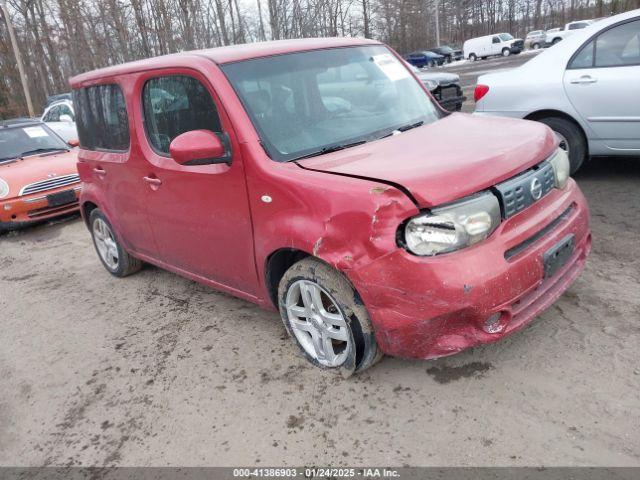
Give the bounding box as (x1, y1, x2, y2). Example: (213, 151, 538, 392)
(380, 121, 424, 139)
(21, 147, 68, 157)
(20, 147, 68, 158)
(291, 140, 367, 161)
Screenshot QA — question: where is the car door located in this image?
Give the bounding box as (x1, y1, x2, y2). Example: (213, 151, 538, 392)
(56, 102, 78, 142)
(43, 104, 62, 135)
(74, 83, 159, 257)
(564, 18, 640, 151)
(137, 71, 257, 294)
(491, 36, 501, 55)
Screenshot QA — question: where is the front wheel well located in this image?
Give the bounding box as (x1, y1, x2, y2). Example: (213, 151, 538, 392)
(265, 248, 311, 307)
(524, 109, 588, 154)
(82, 201, 99, 229)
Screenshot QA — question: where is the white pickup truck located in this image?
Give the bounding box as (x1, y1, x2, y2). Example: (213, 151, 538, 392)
(545, 20, 594, 45)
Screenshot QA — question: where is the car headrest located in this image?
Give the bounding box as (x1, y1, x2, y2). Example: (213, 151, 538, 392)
(245, 90, 271, 116)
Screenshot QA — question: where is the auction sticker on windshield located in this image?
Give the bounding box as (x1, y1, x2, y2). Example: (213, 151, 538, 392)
(371, 53, 409, 81)
(23, 126, 48, 138)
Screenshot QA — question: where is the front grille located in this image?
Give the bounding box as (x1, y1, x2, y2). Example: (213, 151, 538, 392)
(513, 40, 524, 49)
(439, 85, 459, 99)
(20, 174, 80, 196)
(494, 161, 555, 219)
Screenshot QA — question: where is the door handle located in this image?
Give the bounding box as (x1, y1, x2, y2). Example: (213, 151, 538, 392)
(570, 75, 597, 84)
(93, 167, 106, 176)
(143, 176, 162, 187)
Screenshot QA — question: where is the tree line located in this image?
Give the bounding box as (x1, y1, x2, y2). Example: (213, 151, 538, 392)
(0, 0, 638, 118)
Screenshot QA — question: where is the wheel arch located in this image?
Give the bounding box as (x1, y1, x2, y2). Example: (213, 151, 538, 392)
(265, 248, 312, 308)
(81, 200, 99, 229)
(524, 109, 589, 155)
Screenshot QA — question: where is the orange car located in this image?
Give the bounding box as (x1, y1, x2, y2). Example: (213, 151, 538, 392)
(0, 119, 81, 232)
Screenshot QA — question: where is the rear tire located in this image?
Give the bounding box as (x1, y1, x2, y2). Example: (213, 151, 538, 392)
(538, 116, 587, 174)
(89, 209, 142, 277)
(278, 258, 382, 377)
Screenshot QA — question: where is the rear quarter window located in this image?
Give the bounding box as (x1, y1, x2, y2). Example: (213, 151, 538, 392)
(72, 84, 130, 151)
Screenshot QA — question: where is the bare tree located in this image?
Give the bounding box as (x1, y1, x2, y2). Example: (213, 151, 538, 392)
(0, 0, 637, 117)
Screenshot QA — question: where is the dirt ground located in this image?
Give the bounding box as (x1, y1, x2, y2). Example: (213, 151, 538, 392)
(1, 54, 639, 467)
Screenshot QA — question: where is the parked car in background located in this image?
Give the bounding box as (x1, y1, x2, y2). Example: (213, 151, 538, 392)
(463, 33, 524, 60)
(0, 119, 80, 232)
(474, 9, 640, 173)
(45, 92, 72, 107)
(41, 98, 78, 142)
(545, 20, 594, 45)
(407, 63, 466, 111)
(427, 45, 462, 63)
(72, 38, 589, 375)
(525, 30, 547, 49)
(404, 50, 445, 67)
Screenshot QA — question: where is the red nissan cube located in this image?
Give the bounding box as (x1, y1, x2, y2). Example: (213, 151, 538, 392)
(71, 38, 590, 376)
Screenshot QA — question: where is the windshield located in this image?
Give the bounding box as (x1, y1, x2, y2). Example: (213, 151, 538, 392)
(222, 45, 440, 162)
(0, 124, 68, 163)
(499, 33, 514, 41)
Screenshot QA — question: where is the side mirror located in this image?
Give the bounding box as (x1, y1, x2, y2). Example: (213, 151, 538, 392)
(60, 114, 73, 122)
(68, 139, 80, 147)
(169, 130, 229, 166)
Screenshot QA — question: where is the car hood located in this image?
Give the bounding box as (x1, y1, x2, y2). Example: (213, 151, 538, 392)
(417, 71, 460, 85)
(0, 149, 78, 199)
(296, 113, 557, 207)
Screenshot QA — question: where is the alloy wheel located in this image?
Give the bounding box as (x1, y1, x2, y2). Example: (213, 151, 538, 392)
(285, 279, 352, 367)
(93, 218, 119, 270)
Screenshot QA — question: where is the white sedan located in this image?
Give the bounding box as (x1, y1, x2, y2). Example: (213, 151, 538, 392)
(474, 9, 640, 173)
(41, 99, 78, 143)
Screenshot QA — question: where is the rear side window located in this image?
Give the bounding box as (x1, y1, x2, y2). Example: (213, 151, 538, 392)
(43, 105, 60, 122)
(73, 84, 130, 151)
(569, 20, 640, 69)
(569, 40, 595, 69)
(142, 75, 222, 155)
(595, 19, 640, 67)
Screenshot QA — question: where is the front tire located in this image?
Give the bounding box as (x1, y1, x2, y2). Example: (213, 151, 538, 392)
(538, 116, 587, 174)
(532, 42, 541, 49)
(278, 258, 381, 376)
(502, 48, 511, 57)
(89, 209, 142, 277)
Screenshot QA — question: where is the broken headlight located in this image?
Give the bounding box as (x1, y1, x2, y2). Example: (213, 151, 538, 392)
(403, 192, 501, 256)
(548, 147, 570, 189)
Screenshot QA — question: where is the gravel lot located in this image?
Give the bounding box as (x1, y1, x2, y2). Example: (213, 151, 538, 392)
(1, 53, 639, 467)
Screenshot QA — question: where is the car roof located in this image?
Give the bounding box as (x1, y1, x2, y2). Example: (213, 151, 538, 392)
(0, 118, 41, 129)
(70, 37, 381, 86)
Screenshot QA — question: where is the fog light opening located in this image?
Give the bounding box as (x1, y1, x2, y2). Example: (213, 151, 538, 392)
(484, 312, 507, 334)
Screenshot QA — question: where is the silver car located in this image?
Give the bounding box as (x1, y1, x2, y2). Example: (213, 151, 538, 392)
(525, 30, 547, 49)
(41, 99, 78, 143)
(474, 9, 640, 173)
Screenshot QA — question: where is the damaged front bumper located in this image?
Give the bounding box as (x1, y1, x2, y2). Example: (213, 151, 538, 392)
(349, 179, 590, 360)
